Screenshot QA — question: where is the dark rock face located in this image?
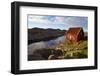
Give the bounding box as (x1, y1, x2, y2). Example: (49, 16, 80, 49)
(28, 49, 63, 61)
(28, 49, 52, 61)
(28, 54, 44, 60)
(51, 49, 63, 56)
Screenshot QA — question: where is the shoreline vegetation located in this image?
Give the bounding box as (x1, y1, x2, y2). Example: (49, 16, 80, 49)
(28, 28, 66, 45)
(28, 28, 88, 61)
(28, 39, 88, 61)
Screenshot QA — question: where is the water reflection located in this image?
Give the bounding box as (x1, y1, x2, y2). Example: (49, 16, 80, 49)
(28, 35, 66, 55)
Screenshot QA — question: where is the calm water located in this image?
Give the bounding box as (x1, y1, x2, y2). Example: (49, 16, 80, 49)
(28, 35, 66, 55)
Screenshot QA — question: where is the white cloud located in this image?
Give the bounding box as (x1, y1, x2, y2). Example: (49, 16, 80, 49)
(28, 15, 67, 25)
(28, 15, 51, 24)
(28, 15, 87, 31)
(54, 16, 66, 24)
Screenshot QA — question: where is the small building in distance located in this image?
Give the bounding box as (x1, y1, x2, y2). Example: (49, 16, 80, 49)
(66, 27, 84, 44)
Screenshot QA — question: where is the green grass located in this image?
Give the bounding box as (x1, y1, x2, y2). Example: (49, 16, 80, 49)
(48, 39, 88, 59)
(64, 40, 88, 58)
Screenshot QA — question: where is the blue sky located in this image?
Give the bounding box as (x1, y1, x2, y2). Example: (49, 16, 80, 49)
(28, 15, 88, 31)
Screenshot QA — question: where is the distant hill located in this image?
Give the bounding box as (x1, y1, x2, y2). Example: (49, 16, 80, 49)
(28, 28, 66, 45)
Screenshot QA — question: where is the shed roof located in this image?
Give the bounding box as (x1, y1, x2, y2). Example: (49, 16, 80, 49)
(67, 27, 83, 36)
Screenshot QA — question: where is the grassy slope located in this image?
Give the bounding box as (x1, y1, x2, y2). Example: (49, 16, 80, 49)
(48, 39, 88, 59)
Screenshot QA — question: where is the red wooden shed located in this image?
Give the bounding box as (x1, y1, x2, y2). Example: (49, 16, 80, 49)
(66, 27, 84, 44)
